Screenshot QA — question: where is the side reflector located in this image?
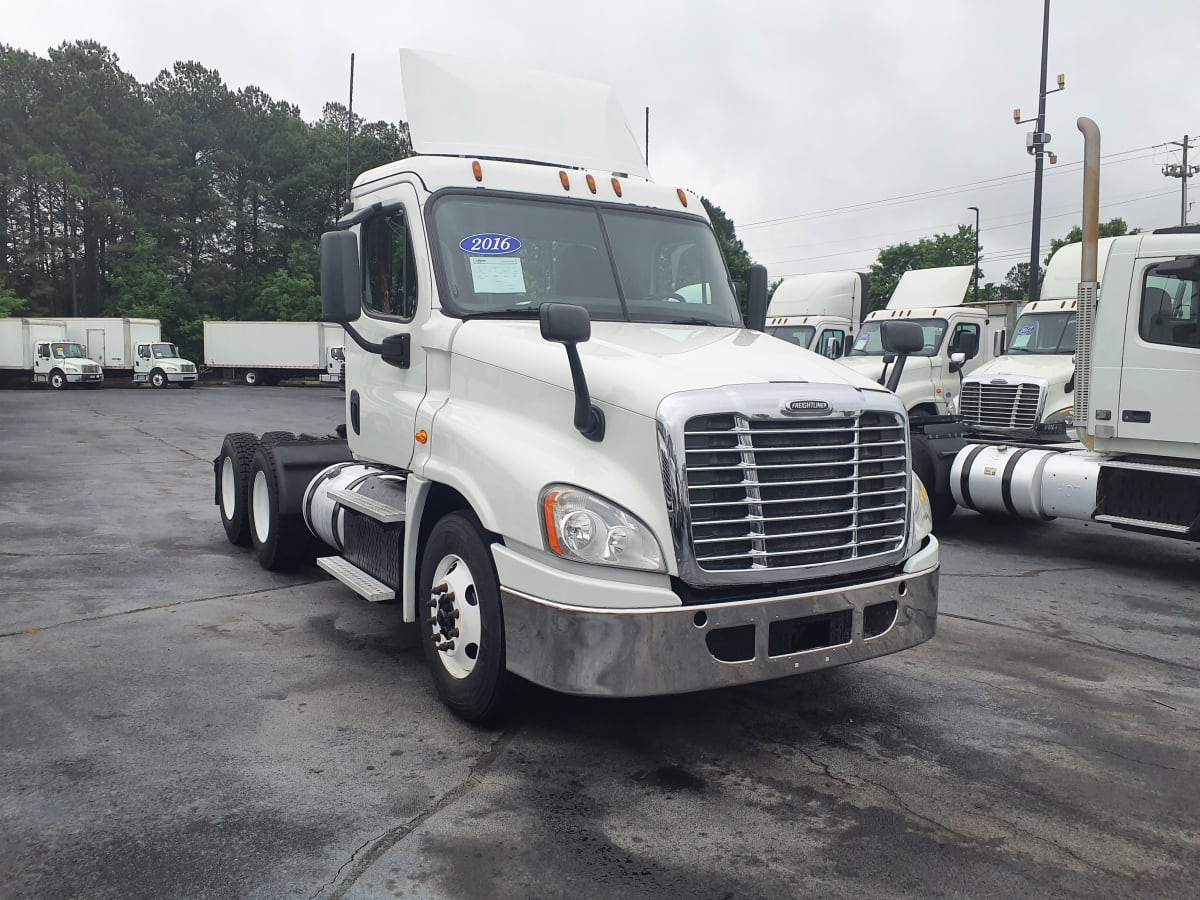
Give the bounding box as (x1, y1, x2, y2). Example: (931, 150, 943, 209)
(472, 161, 483, 182)
(415, 430, 428, 445)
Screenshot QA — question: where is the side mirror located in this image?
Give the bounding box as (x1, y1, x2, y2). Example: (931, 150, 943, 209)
(993, 330, 1006, 356)
(955, 331, 980, 360)
(540, 303, 603, 442)
(745, 264, 768, 332)
(948, 351, 967, 374)
(823, 336, 840, 359)
(320, 231, 362, 324)
(880, 320, 924, 356)
(1154, 256, 1200, 279)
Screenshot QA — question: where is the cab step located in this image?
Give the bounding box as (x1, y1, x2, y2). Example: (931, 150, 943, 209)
(328, 489, 406, 523)
(317, 556, 396, 603)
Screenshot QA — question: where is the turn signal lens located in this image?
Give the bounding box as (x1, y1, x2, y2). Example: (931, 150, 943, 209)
(415, 429, 428, 444)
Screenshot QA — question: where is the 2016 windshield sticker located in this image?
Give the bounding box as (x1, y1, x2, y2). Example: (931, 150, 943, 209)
(459, 233, 522, 255)
(469, 257, 527, 294)
(854, 333, 870, 348)
(1017, 324, 1037, 335)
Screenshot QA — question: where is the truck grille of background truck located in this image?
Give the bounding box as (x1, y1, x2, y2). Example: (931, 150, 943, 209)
(959, 381, 1043, 429)
(681, 412, 909, 572)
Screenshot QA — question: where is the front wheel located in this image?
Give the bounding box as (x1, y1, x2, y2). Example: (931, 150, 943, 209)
(150, 369, 168, 389)
(48, 370, 67, 390)
(419, 512, 513, 723)
(243, 370, 260, 386)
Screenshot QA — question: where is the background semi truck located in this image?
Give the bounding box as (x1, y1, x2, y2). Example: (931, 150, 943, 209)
(0, 317, 104, 388)
(766, 271, 867, 356)
(203, 321, 345, 385)
(64, 317, 198, 387)
(958, 238, 1117, 439)
(212, 50, 940, 722)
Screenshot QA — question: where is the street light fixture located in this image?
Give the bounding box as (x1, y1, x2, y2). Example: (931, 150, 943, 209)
(967, 206, 980, 305)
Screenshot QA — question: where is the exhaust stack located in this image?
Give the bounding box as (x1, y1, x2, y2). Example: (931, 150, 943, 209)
(1074, 117, 1100, 450)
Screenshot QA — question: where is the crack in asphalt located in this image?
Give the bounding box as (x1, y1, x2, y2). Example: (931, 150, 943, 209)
(1039, 738, 1180, 773)
(89, 408, 211, 463)
(311, 726, 519, 900)
(940, 611, 1200, 674)
(0, 581, 325, 639)
(942, 566, 1096, 579)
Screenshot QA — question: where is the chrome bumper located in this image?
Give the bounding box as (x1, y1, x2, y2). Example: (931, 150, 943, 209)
(501, 560, 938, 697)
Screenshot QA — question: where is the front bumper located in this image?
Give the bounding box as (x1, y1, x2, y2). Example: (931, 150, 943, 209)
(167, 371, 198, 382)
(67, 372, 104, 383)
(499, 538, 939, 697)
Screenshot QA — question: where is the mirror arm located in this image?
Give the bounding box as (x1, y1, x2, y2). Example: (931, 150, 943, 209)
(564, 344, 605, 441)
(342, 322, 384, 354)
(885, 354, 909, 393)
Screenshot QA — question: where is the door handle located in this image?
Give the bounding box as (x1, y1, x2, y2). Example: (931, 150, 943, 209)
(1120, 410, 1151, 423)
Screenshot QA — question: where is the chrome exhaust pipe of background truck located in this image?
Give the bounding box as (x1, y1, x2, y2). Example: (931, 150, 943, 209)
(1075, 117, 1101, 450)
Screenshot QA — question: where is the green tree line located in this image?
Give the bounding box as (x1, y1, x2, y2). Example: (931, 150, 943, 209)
(0, 41, 411, 358)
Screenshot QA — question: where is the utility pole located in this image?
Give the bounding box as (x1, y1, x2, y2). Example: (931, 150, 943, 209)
(1013, 0, 1064, 304)
(1162, 135, 1199, 226)
(968, 206, 980, 305)
(345, 53, 355, 213)
(645, 107, 650, 166)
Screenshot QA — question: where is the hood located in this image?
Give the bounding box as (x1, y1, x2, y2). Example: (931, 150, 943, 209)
(968, 353, 1074, 383)
(449, 321, 888, 418)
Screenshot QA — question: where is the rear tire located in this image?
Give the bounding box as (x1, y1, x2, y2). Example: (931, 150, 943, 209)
(247, 442, 318, 570)
(419, 512, 514, 723)
(258, 431, 296, 450)
(217, 432, 258, 546)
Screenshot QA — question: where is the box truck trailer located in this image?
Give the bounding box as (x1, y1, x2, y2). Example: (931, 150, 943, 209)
(0, 318, 104, 388)
(203, 321, 345, 385)
(63, 317, 198, 387)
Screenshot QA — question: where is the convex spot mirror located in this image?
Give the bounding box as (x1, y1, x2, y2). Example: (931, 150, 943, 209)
(879, 320, 925, 356)
(948, 351, 967, 373)
(320, 231, 362, 324)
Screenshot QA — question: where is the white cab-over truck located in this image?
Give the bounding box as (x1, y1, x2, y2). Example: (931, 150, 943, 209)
(948, 119, 1200, 542)
(203, 321, 345, 385)
(64, 317, 198, 388)
(958, 239, 1116, 439)
(212, 50, 940, 722)
(767, 271, 867, 357)
(0, 317, 104, 388)
(838, 266, 1000, 417)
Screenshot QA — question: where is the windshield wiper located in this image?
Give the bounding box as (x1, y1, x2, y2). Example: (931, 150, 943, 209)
(667, 317, 722, 326)
(1008, 347, 1032, 353)
(460, 308, 541, 321)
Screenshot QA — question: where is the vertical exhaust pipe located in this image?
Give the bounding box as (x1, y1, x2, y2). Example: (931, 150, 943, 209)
(1074, 117, 1100, 450)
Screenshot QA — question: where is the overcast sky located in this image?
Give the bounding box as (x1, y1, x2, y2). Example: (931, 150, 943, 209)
(7, 0, 1198, 284)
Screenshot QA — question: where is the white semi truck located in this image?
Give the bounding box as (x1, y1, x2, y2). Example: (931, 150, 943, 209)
(203, 321, 345, 385)
(64, 317, 198, 388)
(947, 118, 1200, 542)
(212, 50, 940, 722)
(957, 239, 1116, 439)
(766, 271, 867, 357)
(838, 266, 1000, 416)
(0, 317, 104, 388)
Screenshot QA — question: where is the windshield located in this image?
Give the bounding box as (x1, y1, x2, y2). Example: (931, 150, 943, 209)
(768, 325, 816, 349)
(429, 194, 742, 325)
(849, 319, 948, 357)
(1008, 312, 1077, 354)
(151, 343, 179, 359)
(50, 343, 86, 359)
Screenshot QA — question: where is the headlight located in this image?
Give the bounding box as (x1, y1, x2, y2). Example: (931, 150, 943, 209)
(541, 486, 665, 572)
(911, 473, 933, 546)
(1043, 407, 1073, 426)
(163, 365, 179, 372)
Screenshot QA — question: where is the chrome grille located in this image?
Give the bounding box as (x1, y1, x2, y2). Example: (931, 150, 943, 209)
(181, 363, 196, 373)
(82, 363, 101, 374)
(960, 381, 1043, 429)
(682, 412, 908, 572)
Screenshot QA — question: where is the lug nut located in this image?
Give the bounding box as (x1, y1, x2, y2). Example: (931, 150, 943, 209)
(437, 640, 455, 652)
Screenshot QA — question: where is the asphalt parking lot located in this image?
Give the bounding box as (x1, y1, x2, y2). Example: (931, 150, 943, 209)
(1, 384, 1198, 899)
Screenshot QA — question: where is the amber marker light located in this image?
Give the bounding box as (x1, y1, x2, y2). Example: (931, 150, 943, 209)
(677, 188, 688, 207)
(472, 160, 483, 182)
(586, 174, 597, 194)
(611, 177, 622, 197)
(559, 170, 571, 190)
(415, 429, 428, 445)
(542, 490, 565, 554)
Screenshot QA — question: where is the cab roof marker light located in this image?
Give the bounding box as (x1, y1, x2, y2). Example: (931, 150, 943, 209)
(677, 188, 688, 207)
(611, 177, 623, 197)
(472, 160, 483, 182)
(586, 174, 597, 194)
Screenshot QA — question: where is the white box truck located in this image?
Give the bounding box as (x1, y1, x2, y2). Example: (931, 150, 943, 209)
(210, 51, 939, 723)
(63, 317, 198, 387)
(0, 318, 104, 388)
(767, 271, 867, 357)
(203, 321, 345, 385)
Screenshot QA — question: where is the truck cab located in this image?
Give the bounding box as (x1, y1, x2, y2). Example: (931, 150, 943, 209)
(134, 342, 198, 388)
(35, 341, 104, 389)
(766, 271, 866, 358)
(838, 266, 992, 416)
(960, 239, 1116, 439)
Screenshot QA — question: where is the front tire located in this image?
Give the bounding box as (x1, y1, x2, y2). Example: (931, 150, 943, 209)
(419, 512, 513, 723)
(243, 370, 260, 386)
(217, 432, 258, 546)
(150, 369, 168, 389)
(48, 370, 67, 390)
(247, 442, 318, 570)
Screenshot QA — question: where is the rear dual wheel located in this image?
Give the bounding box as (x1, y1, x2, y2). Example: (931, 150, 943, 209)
(247, 438, 319, 570)
(217, 432, 259, 545)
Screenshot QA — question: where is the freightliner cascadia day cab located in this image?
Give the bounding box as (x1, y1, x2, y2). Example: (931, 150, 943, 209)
(0, 318, 104, 388)
(950, 119, 1200, 541)
(838, 266, 999, 417)
(958, 239, 1116, 439)
(203, 321, 345, 386)
(766, 271, 867, 357)
(64, 317, 198, 388)
(212, 51, 940, 722)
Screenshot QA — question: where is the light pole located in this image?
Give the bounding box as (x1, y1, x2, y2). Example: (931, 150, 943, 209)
(967, 206, 980, 305)
(1013, 0, 1064, 304)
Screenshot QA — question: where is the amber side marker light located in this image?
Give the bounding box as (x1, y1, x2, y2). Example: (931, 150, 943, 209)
(586, 174, 597, 194)
(542, 491, 565, 554)
(677, 188, 688, 207)
(415, 430, 428, 445)
(611, 177, 623, 197)
(559, 170, 571, 191)
(472, 161, 483, 182)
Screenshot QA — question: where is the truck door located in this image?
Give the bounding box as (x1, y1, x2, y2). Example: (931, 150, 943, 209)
(33, 343, 51, 376)
(350, 183, 430, 469)
(1117, 258, 1200, 445)
(86, 329, 105, 366)
(134, 344, 150, 376)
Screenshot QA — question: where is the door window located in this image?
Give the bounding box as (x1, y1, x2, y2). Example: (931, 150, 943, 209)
(1139, 266, 1200, 348)
(948, 322, 981, 357)
(362, 209, 419, 320)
